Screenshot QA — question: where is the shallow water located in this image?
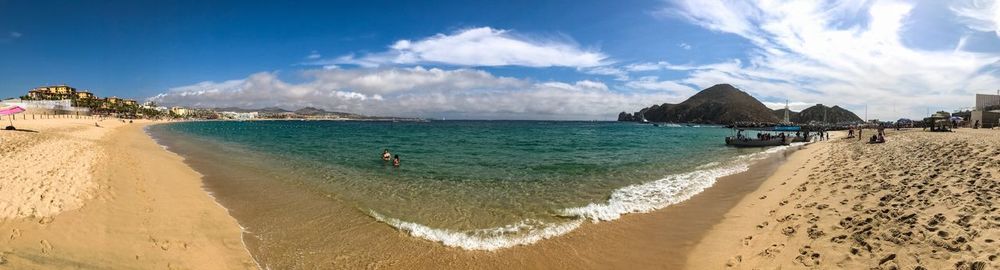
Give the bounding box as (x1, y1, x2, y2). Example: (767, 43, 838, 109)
(148, 121, 784, 254)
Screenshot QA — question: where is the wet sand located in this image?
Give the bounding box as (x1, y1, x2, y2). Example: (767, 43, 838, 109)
(689, 129, 1000, 269)
(153, 124, 815, 269)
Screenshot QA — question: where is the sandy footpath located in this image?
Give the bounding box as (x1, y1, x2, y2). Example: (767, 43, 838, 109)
(0, 118, 255, 269)
(688, 129, 1000, 269)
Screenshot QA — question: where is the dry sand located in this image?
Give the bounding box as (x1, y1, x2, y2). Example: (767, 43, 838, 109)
(0, 117, 255, 269)
(689, 129, 1000, 269)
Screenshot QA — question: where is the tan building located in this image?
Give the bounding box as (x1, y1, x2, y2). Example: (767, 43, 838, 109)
(971, 93, 1000, 128)
(170, 106, 189, 116)
(123, 99, 137, 106)
(75, 91, 95, 99)
(975, 94, 1000, 110)
(27, 84, 78, 99)
(105, 96, 120, 104)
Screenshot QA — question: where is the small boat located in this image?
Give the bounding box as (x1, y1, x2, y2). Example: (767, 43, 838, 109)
(725, 136, 794, 147)
(725, 128, 795, 147)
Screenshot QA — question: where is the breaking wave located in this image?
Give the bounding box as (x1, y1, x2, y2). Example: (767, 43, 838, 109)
(369, 142, 806, 251)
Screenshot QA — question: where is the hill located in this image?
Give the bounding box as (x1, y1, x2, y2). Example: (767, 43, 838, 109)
(618, 84, 779, 124)
(795, 104, 862, 124)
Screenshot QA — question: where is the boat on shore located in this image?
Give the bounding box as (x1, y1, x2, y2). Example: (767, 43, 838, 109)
(725, 127, 797, 147)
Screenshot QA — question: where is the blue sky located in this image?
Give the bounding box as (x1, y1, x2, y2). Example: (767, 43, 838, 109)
(2, 0, 999, 120)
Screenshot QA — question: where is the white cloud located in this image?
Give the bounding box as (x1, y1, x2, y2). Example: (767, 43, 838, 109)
(951, 0, 1000, 37)
(624, 76, 697, 94)
(624, 60, 728, 72)
(306, 50, 321, 59)
(9, 32, 22, 38)
(150, 67, 674, 120)
(311, 27, 608, 68)
(678, 43, 692, 50)
(661, 0, 1000, 120)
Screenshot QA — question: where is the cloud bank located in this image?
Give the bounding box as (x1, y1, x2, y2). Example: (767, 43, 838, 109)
(150, 67, 677, 120)
(312, 27, 607, 68)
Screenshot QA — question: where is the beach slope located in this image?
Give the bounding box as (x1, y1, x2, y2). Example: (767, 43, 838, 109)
(0, 118, 255, 269)
(689, 129, 999, 269)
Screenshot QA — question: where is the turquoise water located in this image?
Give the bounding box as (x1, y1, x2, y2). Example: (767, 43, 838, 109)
(149, 121, 786, 250)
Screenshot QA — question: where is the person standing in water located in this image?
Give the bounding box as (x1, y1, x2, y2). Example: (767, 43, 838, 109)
(392, 155, 400, 167)
(382, 149, 391, 161)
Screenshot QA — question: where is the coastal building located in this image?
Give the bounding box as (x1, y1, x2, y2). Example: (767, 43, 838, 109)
(105, 96, 120, 104)
(170, 106, 189, 116)
(0, 98, 89, 114)
(218, 111, 258, 120)
(75, 91, 95, 99)
(970, 93, 1000, 128)
(975, 94, 1000, 110)
(27, 84, 78, 99)
(123, 99, 137, 106)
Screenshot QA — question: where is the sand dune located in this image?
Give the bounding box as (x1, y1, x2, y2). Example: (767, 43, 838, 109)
(690, 129, 999, 269)
(0, 118, 254, 269)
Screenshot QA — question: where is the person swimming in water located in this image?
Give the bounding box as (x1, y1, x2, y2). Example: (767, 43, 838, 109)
(382, 149, 391, 161)
(392, 155, 400, 167)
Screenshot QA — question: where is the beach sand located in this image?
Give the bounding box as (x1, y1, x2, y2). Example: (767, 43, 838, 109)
(0, 118, 255, 269)
(689, 129, 1000, 269)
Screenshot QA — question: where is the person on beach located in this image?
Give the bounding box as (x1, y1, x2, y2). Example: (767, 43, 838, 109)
(858, 127, 863, 141)
(392, 155, 400, 167)
(382, 149, 391, 161)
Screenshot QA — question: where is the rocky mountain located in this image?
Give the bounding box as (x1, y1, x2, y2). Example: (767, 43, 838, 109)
(618, 84, 779, 124)
(795, 104, 862, 123)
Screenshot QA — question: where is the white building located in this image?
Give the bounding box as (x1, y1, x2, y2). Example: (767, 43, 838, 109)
(218, 111, 258, 121)
(0, 99, 90, 114)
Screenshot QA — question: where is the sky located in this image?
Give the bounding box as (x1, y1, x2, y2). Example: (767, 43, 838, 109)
(2, 0, 999, 120)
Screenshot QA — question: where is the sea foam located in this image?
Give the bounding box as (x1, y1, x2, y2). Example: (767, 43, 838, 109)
(368, 211, 583, 251)
(369, 142, 806, 250)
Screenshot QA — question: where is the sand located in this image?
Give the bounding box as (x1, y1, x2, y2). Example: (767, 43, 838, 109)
(0, 117, 255, 269)
(689, 129, 1000, 269)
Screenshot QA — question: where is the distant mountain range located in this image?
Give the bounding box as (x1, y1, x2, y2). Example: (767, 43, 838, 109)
(618, 84, 862, 124)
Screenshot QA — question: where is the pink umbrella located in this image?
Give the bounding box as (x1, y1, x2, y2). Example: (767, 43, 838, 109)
(1, 106, 25, 129)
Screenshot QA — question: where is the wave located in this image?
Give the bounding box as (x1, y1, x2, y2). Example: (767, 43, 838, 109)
(368, 142, 807, 250)
(368, 211, 583, 251)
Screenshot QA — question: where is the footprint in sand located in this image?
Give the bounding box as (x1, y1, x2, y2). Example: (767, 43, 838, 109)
(795, 246, 821, 267)
(40, 240, 53, 254)
(9, 229, 21, 240)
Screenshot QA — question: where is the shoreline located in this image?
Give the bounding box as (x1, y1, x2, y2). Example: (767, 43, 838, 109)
(0, 118, 255, 268)
(149, 121, 817, 269)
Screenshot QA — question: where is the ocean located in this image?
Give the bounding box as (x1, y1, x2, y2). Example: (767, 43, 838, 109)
(147, 120, 796, 267)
